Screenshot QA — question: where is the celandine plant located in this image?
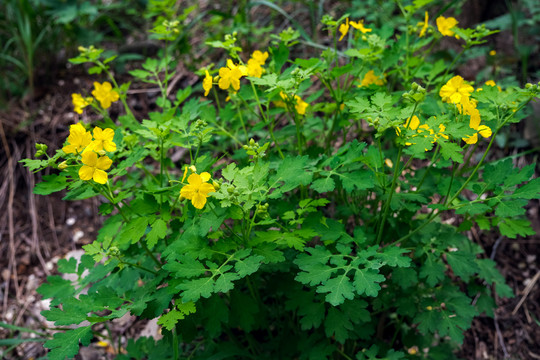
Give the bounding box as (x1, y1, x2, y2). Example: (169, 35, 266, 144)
(22, 3, 540, 360)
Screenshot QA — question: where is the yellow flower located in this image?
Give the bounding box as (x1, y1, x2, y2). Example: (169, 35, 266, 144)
(439, 75, 474, 105)
(397, 116, 447, 150)
(276, 92, 309, 115)
(218, 60, 243, 91)
(72, 93, 93, 114)
(251, 50, 268, 65)
(350, 19, 372, 34)
(203, 70, 213, 96)
(247, 58, 264, 78)
(489, 50, 496, 56)
(436, 16, 458, 37)
(63, 123, 92, 154)
(462, 108, 492, 144)
(180, 172, 216, 209)
(477, 80, 502, 92)
(338, 18, 350, 41)
(405, 115, 420, 130)
(86, 127, 117, 153)
(419, 12, 429, 37)
(79, 151, 112, 184)
(91, 82, 119, 109)
(358, 70, 385, 87)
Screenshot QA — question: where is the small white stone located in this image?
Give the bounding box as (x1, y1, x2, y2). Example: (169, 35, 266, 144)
(73, 230, 84, 243)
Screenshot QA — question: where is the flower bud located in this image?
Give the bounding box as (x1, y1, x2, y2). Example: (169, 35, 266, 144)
(212, 180, 220, 190)
(58, 161, 68, 170)
(189, 165, 197, 172)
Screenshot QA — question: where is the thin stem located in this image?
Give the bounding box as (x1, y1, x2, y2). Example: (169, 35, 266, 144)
(250, 81, 284, 159)
(375, 102, 418, 244)
(236, 103, 249, 140)
(141, 241, 162, 268)
(172, 327, 179, 360)
(119, 260, 158, 275)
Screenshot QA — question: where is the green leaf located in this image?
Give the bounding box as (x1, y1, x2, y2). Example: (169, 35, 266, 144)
(234, 254, 264, 277)
(19, 158, 49, 172)
(511, 178, 540, 199)
(438, 139, 464, 163)
(495, 199, 528, 217)
(117, 217, 149, 245)
(311, 176, 336, 193)
(33, 174, 68, 195)
(446, 251, 479, 279)
(270, 156, 313, 197)
(57, 258, 78, 274)
(339, 170, 374, 192)
(375, 247, 411, 267)
(497, 217, 535, 239)
(352, 268, 385, 297)
(146, 219, 167, 249)
(419, 256, 445, 286)
(324, 307, 353, 343)
(503, 163, 535, 187)
(36, 276, 76, 305)
(317, 276, 356, 306)
(391, 268, 418, 289)
(476, 259, 513, 298)
(44, 326, 93, 360)
(157, 309, 185, 331)
(163, 256, 207, 278)
(177, 277, 214, 302)
(483, 159, 512, 185)
(42, 305, 88, 326)
(455, 202, 491, 215)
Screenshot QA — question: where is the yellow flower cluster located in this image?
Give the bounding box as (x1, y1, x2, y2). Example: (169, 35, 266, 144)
(418, 12, 429, 38)
(180, 170, 216, 209)
(439, 75, 492, 144)
(62, 123, 116, 184)
(274, 91, 309, 115)
(358, 70, 385, 87)
(436, 16, 459, 38)
(339, 18, 372, 41)
(396, 115, 448, 151)
(71, 81, 119, 114)
(202, 50, 269, 96)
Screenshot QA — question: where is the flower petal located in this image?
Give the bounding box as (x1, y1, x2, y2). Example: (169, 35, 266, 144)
(187, 173, 202, 186)
(93, 169, 108, 184)
(200, 172, 211, 182)
(79, 165, 94, 180)
(180, 184, 196, 199)
(96, 155, 113, 171)
(478, 125, 492, 138)
(81, 151, 98, 166)
(199, 183, 216, 196)
(191, 193, 207, 209)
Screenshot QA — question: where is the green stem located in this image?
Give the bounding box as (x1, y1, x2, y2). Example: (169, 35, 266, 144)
(324, 108, 341, 152)
(142, 241, 162, 267)
(119, 260, 158, 275)
(236, 102, 248, 140)
(250, 81, 284, 159)
(375, 102, 418, 244)
(172, 327, 179, 360)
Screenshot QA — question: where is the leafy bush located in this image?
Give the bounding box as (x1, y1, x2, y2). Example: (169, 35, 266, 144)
(22, 2, 540, 359)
